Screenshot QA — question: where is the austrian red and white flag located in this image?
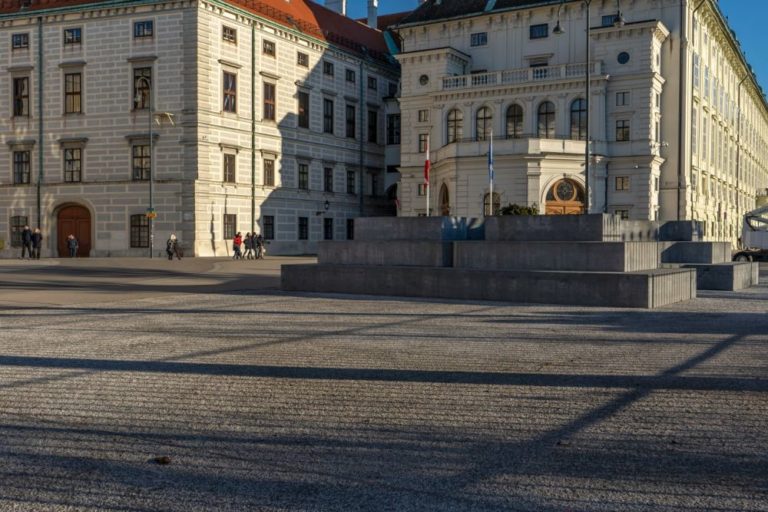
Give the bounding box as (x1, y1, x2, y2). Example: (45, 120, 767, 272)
(424, 135, 430, 185)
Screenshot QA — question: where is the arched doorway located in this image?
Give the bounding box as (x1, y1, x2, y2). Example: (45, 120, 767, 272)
(545, 179, 585, 215)
(439, 184, 450, 216)
(57, 205, 91, 257)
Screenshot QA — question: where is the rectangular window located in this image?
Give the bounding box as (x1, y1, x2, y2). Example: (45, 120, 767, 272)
(297, 52, 309, 68)
(345, 105, 356, 139)
(704, 66, 710, 99)
(223, 72, 237, 113)
(132, 145, 150, 181)
(418, 133, 428, 153)
(64, 28, 81, 45)
(323, 99, 334, 134)
(616, 120, 630, 142)
(602, 14, 618, 27)
(263, 159, 275, 186)
(616, 91, 629, 107)
(64, 148, 81, 182)
(346, 170, 356, 194)
(223, 214, 237, 240)
(133, 67, 151, 110)
(222, 26, 237, 44)
(262, 39, 275, 56)
(10, 216, 28, 247)
(223, 154, 236, 183)
(346, 218, 354, 240)
(263, 82, 276, 121)
(387, 114, 401, 145)
(529, 24, 548, 39)
(324, 218, 334, 240)
(263, 215, 275, 240)
(13, 77, 29, 117)
(13, 151, 30, 184)
(298, 91, 310, 129)
(417, 184, 427, 196)
(418, 110, 429, 122)
(345, 69, 356, 83)
(298, 217, 309, 240)
(367, 76, 377, 90)
(324, 167, 333, 192)
(133, 20, 153, 39)
(368, 110, 378, 144)
(12, 33, 29, 49)
(64, 73, 81, 114)
(614, 209, 630, 220)
(298, 163, 309, 190)
(615, 176, 630, 191)
(323, 60, 334, 76)
(691, 106, 698, 155)
(470, 32, 487, 47)
(693, 54, 700, 90)
(130, 214, 149, 248)
(655, 93, 661, 108)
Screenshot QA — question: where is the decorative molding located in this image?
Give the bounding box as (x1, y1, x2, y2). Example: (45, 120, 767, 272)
(58, 137, 89, 146)
(259, 70, 280, 80)
(127, 55, 157, 63)
(219, 58, 242, 69)
(58, 60, 87, 68)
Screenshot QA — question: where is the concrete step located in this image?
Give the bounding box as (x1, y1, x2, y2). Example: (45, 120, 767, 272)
(659, 241, 732, 264)
(485, 214, 659, 242)
(354, 217, 484, 241)
(281, 264, 696, 309)
(662, 262, 760, 291)
(318, 241, 453, 267)
(455, 241, 659, 272)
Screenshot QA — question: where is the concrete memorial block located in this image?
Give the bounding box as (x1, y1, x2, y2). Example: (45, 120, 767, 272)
(454, 241, 659, 272)
(354, 216, 485, 241)
(659, 221, 705, 241)
(681, 262, 760, 291)
(318, 241, 454, 267)
(659, 241, 731, 264)
(485, 214, 659, 242)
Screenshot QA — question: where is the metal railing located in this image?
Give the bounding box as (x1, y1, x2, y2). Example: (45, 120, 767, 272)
(442, 62, 600, 91)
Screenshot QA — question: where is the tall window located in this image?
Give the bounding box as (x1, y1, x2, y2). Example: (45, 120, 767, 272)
(616, 120, 630, 141)
(537, 101, 555, 139)
(346, 105, 356, 138)
(324, 167, 333, 192)
(262, 40, 275, 56)
(13, 151, 30, 184)
(323, 61, 334, 77)
(345, 69, 356, 83)
(368, 76, 377, 90)
(506, 104, 523, 138)
(616, 91, 629, 106)
(475, 107, 492, 141)
(323, 99, 334, 134)
(263, 159, 275, 186)
(11, 33, 29, 49)
(447, 109, 463, 143)
(64, 28, 81, 45)
(347, 170, 356, 194)
(263, 82, 276, 121)
(263, 215, 275, 240)
(570, 98, 587, 140)
(64, 73, 82, 114)
(387, 114, 401, 145)
(133, 68, 151, 110)
(367, 110, 378, 143)
(223, 72, 237, 113)
(10, 216, 28, 247)
(324, 218, 334, 240)
(64, 148, 81, 182)
(483, 192, 501, 216)
(691, 106, 698, 155)
(222, 26, 237, 43)
(223, 214, 237, 240)
(298, 91, 309, 129)
(298, 217, 309, 240)
(13, 77, 29, 116)
(130, 214, 149, 248)
(132, 145, 150, 180)
(223, 154, 236, 183)
(298, 163, 309, 190)
(418, 133, 428, 153)
(615, 176, 630, 191)
(297, 52, 309, 68)
(371, 173, 379, 197)
(133, 20, 153, 38)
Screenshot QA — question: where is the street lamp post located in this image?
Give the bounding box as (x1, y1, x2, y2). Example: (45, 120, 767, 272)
(136, 76, 154, 258)
(555, 0, 624, 214)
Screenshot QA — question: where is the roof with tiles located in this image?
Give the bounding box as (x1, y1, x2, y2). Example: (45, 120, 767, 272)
(0, 0, 394, 63)
(398, 0, 560, 26)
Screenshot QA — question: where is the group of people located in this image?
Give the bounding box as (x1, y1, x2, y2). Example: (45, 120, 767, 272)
(19, 226, 79, 258)
(232, 232, 265, 260)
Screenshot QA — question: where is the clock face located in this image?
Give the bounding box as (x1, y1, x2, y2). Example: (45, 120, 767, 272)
(419, 74, 429, 85)
(617, 52, 630, 65)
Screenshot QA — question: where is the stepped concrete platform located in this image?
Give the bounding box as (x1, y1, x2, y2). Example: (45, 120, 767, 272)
(354, 216, 484, 241)
(674, 262, 760, 291)
(454, 241, 659, 272)
(485, 214, 659, 242)
(319, 241, 453, 267)
(281, 264, 697, 309)
(659, 241, 731, 264)
(659, 220, 705, 241)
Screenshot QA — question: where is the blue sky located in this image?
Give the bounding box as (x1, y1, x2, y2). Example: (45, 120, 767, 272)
(327, 0, 768, 93)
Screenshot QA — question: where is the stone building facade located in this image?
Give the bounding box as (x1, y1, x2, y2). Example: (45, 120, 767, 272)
(395, 0, 768, 243)
(0, 0, 400, 257)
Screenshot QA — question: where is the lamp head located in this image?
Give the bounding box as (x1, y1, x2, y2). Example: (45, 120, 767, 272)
(613, 11, 626, 28)
(553, 21, 564, 35)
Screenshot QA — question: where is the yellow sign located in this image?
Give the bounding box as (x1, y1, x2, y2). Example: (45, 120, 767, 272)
(146, 212, 157, 220)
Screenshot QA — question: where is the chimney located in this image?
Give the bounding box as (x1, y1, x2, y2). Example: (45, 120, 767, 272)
(367, 0, 378, 28)
(325, 0, 346, 15)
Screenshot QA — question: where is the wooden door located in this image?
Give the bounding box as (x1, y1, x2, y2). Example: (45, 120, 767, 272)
(545, 179, 585, 215)
(57, 205, 91, 257)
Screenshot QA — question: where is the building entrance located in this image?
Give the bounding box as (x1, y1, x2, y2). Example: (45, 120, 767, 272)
(545, 179, 585, 215)
(57, 205, 91, 257)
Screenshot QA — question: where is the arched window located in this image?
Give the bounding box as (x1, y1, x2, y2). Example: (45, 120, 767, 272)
(506, 104, 523, 139)
(537, 101, 556, 139)
(483, 192, 501, 216)
(447, 109, 463, 143)
(475, 107, 493, 141)
(570, 98, 587, 140)
(439, 184, 450, 216)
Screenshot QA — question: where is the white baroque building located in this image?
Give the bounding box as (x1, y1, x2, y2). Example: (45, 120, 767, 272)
(395, 0, 768, 243)
(0, 0, 400, 257)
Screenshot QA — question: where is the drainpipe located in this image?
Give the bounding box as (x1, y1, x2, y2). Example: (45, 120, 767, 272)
(251, 23, 256, 235)
(37, 17, 43, 232)
(358, 51, 366, 217)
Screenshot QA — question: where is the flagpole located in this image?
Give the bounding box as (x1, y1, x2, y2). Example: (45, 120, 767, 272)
(425, 134, 430, 217)
(488, 129, 494, 216)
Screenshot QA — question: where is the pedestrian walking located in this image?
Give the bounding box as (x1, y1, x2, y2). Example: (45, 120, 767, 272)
(243, 232, 254, 260)
(20, 225, 33, 259)
(31, 227, 43, 259)
(67, 234, 79, 258)
(255, 233, 265, 259)
(232, 232, 243, 260)
(166, 234, 181, 261)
